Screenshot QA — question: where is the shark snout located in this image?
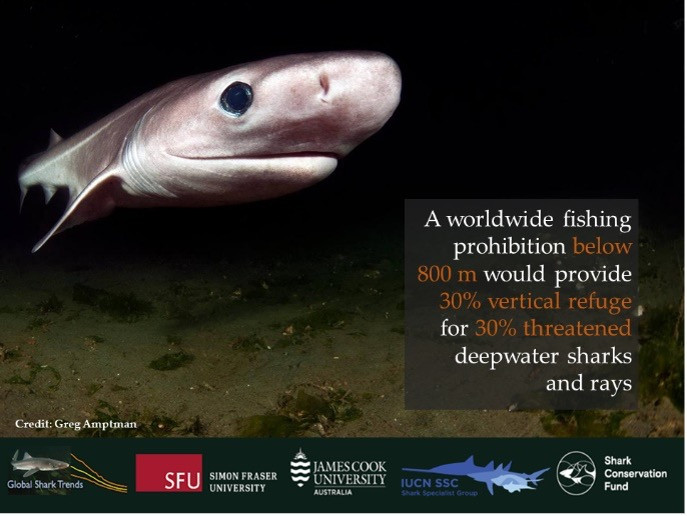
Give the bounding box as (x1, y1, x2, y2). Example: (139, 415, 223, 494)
(317, 51, 401, 115)
(308, 52, 401, 156)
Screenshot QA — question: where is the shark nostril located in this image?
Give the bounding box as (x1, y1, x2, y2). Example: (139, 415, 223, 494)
(319, 73, 330, 97)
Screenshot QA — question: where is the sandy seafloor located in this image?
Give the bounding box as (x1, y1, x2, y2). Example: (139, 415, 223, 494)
(0, 208, 682, 439)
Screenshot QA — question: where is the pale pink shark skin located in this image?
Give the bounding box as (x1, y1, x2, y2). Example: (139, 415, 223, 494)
(19, 51, 402, 252)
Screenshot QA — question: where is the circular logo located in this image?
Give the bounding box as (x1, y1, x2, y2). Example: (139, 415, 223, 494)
(556, 451, 596, 495)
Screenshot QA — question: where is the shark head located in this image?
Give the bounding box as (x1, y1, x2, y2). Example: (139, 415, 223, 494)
(122, 51, 402, 205)
(559, 467, 574, 479)
(41, 458, 70, 471)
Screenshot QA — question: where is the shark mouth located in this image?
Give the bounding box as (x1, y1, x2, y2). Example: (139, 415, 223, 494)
(171, 151, 341, 161)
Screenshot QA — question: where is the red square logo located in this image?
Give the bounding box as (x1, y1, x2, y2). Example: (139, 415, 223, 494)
(135, 454, 203, 492)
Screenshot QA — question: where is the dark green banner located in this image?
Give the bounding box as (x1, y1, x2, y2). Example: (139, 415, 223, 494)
(0, 438, 682, 512)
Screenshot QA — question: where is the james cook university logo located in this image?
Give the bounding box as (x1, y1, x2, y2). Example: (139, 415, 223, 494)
(290, 449, 311, 487)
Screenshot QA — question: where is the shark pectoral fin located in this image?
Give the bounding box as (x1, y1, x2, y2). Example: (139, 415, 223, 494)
(23, 469, 39, 478)
(42, 185, 57, 204)
(19, 187, 28, 212)
(32, 170, 121, 253)
(486, 481, 494, 495)
(48, 129, 63, 148)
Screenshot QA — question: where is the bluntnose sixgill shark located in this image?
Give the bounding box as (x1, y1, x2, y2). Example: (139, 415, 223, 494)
(19, 51, 402, 252)
(11, 450, 70, 478)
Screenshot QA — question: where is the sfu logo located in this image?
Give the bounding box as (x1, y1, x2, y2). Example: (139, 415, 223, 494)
(135, 454, 203, 492)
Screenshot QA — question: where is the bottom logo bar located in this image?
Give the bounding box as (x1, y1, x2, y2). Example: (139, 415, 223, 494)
(0, 440, 680, 513)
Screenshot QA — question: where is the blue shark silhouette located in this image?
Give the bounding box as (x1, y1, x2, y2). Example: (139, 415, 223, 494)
(402, 455, 509, 476)
(467, 464, 549, 495)
(491, 472, 548, 493)
(402, 456, 548, 495)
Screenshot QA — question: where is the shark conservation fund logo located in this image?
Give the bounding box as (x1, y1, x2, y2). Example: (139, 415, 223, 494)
(402, 455, 549, 497)
(135, 454, 203, 492)
(289, 449, 386, 496)
(556, 451, 596, 496)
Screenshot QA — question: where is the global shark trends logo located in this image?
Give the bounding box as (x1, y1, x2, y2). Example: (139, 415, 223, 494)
(556, 451, 596, 495)
(8, 448, 126, 495)
(290, 449, 311, 487)
(402, 456, 549, 496)
(10, 450, 69, 478)
(8, 448, 76, 495)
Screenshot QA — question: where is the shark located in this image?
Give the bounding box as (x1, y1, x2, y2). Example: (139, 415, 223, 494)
(491, 473, 539, 493)
(11, 450, 70, 478)
(468, 465, 549, 495)
(402, 455, 508, 477)
(559, 459, 596, 486)
(19, 51, 402, 252)
(402, 456, 549, 495)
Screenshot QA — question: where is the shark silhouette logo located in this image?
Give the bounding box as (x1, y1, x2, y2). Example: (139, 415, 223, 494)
(556, 451, 596, 495)
(403, 456, 549, 495)
(290, 449, 311, 487)
(10, 450, 69, 478)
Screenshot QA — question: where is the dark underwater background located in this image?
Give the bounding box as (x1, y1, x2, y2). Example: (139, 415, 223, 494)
(0, 2, 682, 438)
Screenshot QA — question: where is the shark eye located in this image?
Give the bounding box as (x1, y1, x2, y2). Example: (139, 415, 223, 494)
(220, 82, 253, 116)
